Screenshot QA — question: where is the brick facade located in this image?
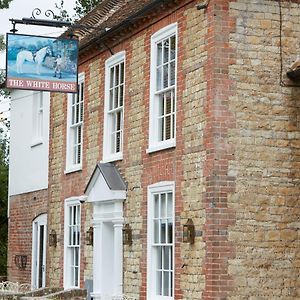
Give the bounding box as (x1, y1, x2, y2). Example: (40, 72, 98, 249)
(8, 0, 300, 299)
(8, 189, 48, 283)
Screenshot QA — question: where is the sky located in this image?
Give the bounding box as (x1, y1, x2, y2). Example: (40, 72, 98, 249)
(0, 0, 76, 119)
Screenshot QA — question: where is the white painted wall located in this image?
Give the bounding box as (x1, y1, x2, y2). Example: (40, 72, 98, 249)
(9, 90, 50, 195)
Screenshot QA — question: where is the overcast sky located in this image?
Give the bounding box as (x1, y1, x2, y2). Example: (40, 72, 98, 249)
(0, 0, 76, 116)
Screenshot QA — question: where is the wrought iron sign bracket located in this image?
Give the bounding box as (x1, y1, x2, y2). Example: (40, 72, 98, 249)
(9, 8, 98, 37)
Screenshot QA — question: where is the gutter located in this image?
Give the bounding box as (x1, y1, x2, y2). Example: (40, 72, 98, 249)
(79, 0, 174, 53)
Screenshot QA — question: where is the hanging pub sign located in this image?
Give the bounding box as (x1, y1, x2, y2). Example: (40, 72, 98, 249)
(6, 33, 78, 93)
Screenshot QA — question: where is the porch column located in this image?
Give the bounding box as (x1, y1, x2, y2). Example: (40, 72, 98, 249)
(112, 219, 123, 298)
(91, 220, 102, 300)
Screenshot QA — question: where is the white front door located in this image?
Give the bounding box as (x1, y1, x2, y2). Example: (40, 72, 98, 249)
(32, 214, 47, 289)
(92, 201, 124, 300)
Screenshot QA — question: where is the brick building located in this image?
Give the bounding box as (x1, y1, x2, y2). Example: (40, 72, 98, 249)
(7, 0, 300, 299)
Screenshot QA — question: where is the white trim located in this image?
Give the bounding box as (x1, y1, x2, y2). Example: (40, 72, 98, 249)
(147, 181, 175, 300)
(31, 213, 47, 290)
(65, 73, 85, 173)
(103, 51, 125, 162)
(63, 197, 81, 289)
(148, 23, 178, 153)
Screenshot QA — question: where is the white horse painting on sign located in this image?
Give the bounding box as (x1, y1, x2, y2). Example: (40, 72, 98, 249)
(16, 50, 34, 74)
(34, 46, 52, 75)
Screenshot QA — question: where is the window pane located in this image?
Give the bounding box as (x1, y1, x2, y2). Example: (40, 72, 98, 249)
(156, 271, 162, 295)
(76, 103, 79, 123)
(170, 61, 176, 86)
(163, 40, 169, 64)
(161, 193, 166, 218)
(163, 271, 170, 296)
(159, 94, 165, 117)
(168, 221, 173, 243)
(166, 115, 171, 140)
(119, 84, 124, 107)
(69, 227, 72, 245)
(166, 91, 172, 114)
(72, 105, 75, 125)
(111, 132, 116, 153)
(116, 111, 121, 130)
(109, 89, 114, 111)
(170, 35, 176, 60)
(157, 42, 162, 66)
(120, 62, 124, 84)
(159, 117, 164, 141)
(110, 67, 114, 88)
(157, 247, 162, 269)
(114, 87, 119, 109)
(80, 100, 84, 122)
(73, 206, 76, 225)
(115, 64, 119, 86)
(161, 222, 166, 243)
(80, 83, 84, 101)
(154, 194, 159, 218)
(116, 132, 121, 152)
(163, 246, 170, 269)
(163, 64, 169, 89)
(167, 193, 172, 217)
(74, 266, 79, 287)
(154, 220, 159, 243)
(157, 66, 162, 91)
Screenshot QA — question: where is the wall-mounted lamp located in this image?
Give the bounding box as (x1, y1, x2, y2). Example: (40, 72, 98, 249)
(86, 226, 94, 246)
(123, 224, 132, 246)
(49, 229, 57, 247)
(183, 218, 195, 244)
(15, 255, 27, 269)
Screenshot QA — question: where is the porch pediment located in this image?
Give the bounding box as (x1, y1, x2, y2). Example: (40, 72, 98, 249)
(84, 163, 127, 202)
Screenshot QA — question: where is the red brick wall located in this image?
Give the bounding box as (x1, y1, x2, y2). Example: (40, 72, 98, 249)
(202, 1, 237, 299)
(7, 189, 48, 283)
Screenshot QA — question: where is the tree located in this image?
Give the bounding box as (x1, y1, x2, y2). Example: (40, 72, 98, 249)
(55, 0, 100, 21)
(0, 132, 8, 276)
(74, 0, 100, 19)
(0, 1, 11, 276)
(0, 0, 13, 9)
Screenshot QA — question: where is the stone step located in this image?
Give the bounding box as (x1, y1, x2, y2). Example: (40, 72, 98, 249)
(20, 288, 86, 300)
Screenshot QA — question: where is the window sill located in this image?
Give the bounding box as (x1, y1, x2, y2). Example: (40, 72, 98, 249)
(31, 139, 43, 148)
(146, 140, 176, 154)
(101, 152, 123, 163)
(64, 165, 82, 174)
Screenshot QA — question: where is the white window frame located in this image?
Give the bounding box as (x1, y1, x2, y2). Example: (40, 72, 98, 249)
(66, 73, 85, 173)
(147, 23, 178, 153)
(147, 181, 175, 300)
(31, 92, 44, 147)
(102, 51, 125, 163)
(64, 197, 81, 289)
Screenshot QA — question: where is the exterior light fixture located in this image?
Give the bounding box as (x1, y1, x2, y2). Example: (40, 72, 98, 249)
(123, 224, 132, 246)
(49, 229, 57, 247)
(86, 226, 94, 246)
(183, 219, 195, 244)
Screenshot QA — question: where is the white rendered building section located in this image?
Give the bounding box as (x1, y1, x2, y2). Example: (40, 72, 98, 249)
(9, 90, 50, 195)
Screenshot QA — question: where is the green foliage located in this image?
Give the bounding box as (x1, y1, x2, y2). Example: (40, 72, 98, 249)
(74, 0, 100, 19)
(0, 133, 8, 276)
(0, 0, 13, 9)
(55, 0, 100, 21)
(54, 0, 73, 22)
(0, 35, 4, 51)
